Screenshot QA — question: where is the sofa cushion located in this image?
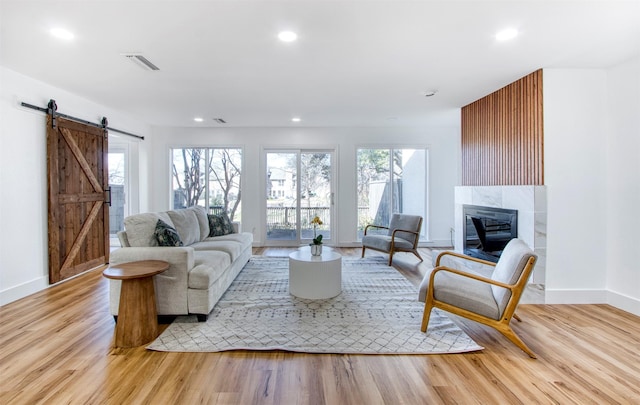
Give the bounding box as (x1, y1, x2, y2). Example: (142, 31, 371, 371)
(188, 206, 210, 241)
(124, 212, 175, 247)
(191, 240, 244, 261)
(167, 209, 201, 246)
(154, 219, 184, 247)
(188, 251, 232, 289)
(203, 232, 253, 248)
(208, 213, 235, 237)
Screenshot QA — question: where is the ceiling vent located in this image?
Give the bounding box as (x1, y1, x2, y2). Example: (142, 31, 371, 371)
(213, 118, 227, 124)
(122, 54, 160, 71)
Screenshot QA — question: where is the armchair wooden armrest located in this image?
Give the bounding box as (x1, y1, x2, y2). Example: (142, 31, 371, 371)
(391, 228, 421, 247)
(429, 265, 515, 292)
(363, 224, 389, 235)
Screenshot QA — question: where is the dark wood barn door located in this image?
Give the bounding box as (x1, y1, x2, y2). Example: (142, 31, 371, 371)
(47, 115, 110, 284)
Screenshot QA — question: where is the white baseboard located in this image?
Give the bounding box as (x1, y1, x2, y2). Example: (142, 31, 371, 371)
(544, 289, 607, 304)
(607, 290, 640, 316)
(0, 276, 49, 306)
(422, 239, 454, 248)
(545, 288, 640, 316)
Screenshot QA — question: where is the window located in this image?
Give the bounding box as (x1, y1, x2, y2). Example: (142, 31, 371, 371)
(108, 146, 128, 247)
(356, 147, 427, 240)
(171, 148, 242, 221)
(265, 150, 334, 245)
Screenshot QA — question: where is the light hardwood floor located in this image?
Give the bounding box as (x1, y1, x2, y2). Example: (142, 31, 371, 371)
(1, 248, 639, 404)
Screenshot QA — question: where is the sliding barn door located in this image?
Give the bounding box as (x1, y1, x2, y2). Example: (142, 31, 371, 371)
(47, 115, 110, 284)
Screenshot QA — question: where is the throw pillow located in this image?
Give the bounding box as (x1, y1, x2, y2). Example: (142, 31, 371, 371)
(154, 219, 184, 247)
(207, 213, 235, 237)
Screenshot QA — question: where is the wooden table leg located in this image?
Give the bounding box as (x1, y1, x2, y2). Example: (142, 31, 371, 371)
(115, 276, 158, 348)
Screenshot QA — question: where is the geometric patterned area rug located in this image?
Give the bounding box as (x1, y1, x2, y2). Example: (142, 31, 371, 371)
(147, 256, 483, 354)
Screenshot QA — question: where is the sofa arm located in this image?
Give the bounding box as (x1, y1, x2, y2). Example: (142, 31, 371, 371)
(108, 246, 195, 315)
(110, 246, 195, 269)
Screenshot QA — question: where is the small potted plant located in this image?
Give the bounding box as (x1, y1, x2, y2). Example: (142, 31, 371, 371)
(310, 215, 323, 256)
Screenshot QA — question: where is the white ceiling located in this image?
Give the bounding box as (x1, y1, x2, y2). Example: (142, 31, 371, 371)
(2, 0, 639, 128)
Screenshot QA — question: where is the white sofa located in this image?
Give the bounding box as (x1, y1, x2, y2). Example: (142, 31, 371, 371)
(109, 206, 253, 321)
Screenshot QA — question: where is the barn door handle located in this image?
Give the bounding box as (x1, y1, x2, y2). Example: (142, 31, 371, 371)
(105, 187, 112, 206)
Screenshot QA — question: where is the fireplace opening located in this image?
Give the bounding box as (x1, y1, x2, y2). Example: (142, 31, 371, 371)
(463, 205, 518, 263)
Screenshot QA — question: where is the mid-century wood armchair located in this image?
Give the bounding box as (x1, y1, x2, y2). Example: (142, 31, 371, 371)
(361, 213, 423, 266)
(418, 238, 538, 358)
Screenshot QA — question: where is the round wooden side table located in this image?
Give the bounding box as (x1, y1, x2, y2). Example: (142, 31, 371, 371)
(103, 260, 169, 348)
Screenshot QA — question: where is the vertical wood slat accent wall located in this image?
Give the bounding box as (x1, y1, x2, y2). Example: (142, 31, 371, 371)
(461, 69, 544, 185)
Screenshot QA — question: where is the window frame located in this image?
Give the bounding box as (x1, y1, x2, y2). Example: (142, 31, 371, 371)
(169, 145, 244, 221)
(355, 145, 429, 242)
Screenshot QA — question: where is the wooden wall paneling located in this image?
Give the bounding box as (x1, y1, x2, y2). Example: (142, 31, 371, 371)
(461, 69, 543, 185)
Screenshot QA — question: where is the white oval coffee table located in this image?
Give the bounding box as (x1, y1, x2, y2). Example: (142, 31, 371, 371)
(288, 246, 342, 299)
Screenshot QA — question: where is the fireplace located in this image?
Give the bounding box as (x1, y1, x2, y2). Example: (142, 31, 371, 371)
(463, 204, 518, 263)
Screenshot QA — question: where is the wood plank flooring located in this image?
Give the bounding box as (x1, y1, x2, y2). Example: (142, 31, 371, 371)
(1, 248, 639, 404)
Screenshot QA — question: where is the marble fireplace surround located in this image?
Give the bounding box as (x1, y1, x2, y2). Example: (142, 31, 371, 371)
(454, 186, 547, 285)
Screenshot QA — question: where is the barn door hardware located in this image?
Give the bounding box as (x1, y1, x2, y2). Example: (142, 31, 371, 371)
(19, 99, 144, 140)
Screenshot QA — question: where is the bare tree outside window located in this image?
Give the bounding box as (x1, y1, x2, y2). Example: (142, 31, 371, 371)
(299, 153, 331, 209)
(172, 148, 207, 208)
(209, 149, 242, 221)
(108, 153, 125, 185)
(171, 148, 242, 221)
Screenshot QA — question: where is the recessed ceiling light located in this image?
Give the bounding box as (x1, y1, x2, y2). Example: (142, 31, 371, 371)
(291, 117, 301, 122)
(496, 28, 518, 41)
(193, 117, 204, 122)
(50, 27, 74, 40)
(278, 31, 298, 42)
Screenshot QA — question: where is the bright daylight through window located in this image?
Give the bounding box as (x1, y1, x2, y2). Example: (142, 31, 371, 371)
(265, 151, 333, 244)
(171, 148, 242, 221)
(356, 148, 427, 240)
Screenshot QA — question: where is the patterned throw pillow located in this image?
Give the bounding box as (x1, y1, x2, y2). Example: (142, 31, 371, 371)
(154, 219, 184, 247)
(207, 213, 235, 237)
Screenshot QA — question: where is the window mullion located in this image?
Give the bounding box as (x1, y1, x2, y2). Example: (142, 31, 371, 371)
(204, 148, 210, 212)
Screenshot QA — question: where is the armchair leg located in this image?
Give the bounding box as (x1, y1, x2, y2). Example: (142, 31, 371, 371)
(361, 246, 366, 258)
(388, 251, 394, 266)
(513, 313, 522, 322)
(497, 324, 537, 359)
(420, 301, 434, 332)
(413, 250, 424, 262)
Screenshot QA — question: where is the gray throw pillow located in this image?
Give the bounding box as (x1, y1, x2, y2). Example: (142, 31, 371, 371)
(154, 219, 184, 246)
(207, 213, 235, 237)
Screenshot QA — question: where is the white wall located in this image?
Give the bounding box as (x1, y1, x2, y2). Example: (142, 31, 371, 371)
(605, 56, 640, 315)
(150, 124, 460, 247)
(544, 62, 640, 315)
(544, 68, 609, 303)
(0, 67, 152, 305)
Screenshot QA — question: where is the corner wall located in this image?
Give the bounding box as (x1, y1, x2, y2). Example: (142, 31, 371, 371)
(604, 56, 640, 315)
(544, 66, 640, 315)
